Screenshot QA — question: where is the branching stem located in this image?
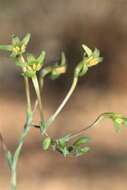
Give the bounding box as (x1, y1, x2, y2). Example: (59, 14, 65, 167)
(10, 112, 33, 190)
(69, 112, 110, 140)
(32, 76, 44, 121)
(45, 76, 78, 128)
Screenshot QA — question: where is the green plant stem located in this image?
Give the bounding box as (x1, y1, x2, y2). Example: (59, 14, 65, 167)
(45, 76, 78, 128)
(33, 78, 44, 114)
(10, 112, 33, 190)
(24, 75, 32, 112)
(69, 112, 110, 140)
(32, 76, 49, 137)
(19, 56, 32, 112)
(32, 75, 44, 121)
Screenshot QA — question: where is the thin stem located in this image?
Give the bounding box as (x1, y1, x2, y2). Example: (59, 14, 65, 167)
(10, 112, 33, 190)
(69, 113, 109, 140)
(10, 169, 16, 190)
(32, 76, 44, 121)
(20, 56, 32, 112)
(24, 76, 32, 112)
(46, 76, 78, 128)
(33, 78, 44, 114)
(32, 76, 49, 137)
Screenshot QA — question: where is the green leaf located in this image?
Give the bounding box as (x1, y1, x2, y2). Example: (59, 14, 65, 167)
(57, 134, 71, 147)
(41, 137, 52, 150)
(21, 33, 31, 46)
(27, 53, 35, 64)
(37, 51, 46, 65)
(82, 44, 92, 57)
(73, 136, 90, 146)
(93, 48, 100, 57)
(0, 45, 12, 52)
(114, 120, 121, 132)
(11, 35, 20, 45)
(75, 146, 91, 157)
(15, 60, 26, 68)
(60, 52, 66, 66)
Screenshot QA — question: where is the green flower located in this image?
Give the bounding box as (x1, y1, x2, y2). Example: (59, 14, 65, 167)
(82, 45, 103, 67)
(23, 51, 46, 78)
(75, 45, 103, 78)
(0, 33, 31, 57)
(40, 52, 67, 80)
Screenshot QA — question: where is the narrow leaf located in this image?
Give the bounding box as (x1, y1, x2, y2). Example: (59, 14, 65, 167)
(0, 45, 12, 51)
(82, 44, 92, 57)
(37, 51, 46, 65)
(22, 33, 31, 46)
(73, 136, 90, 146)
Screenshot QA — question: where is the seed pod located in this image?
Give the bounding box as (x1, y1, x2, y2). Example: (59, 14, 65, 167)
(41, 137, 52, 150)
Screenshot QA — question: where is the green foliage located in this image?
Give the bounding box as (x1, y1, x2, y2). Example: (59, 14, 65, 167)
(107, 112, 127, 131)
(74, 147, 91, 157)
(49, 135, 91, 157)
(73, 136, 90, 146)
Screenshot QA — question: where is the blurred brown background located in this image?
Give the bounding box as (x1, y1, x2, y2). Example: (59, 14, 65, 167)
(0, 0, 127, 189)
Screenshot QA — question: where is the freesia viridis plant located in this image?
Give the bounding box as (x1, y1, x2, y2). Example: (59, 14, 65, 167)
(0, 33, 127, 190)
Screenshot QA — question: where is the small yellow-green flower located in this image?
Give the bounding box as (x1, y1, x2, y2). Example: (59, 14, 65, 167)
(40, 52, 67, 80)
(23, 51, 46, 78)
(0, 33, 31, 57)
(82, 45, 103, 67)
(74, 44, 103, 78)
